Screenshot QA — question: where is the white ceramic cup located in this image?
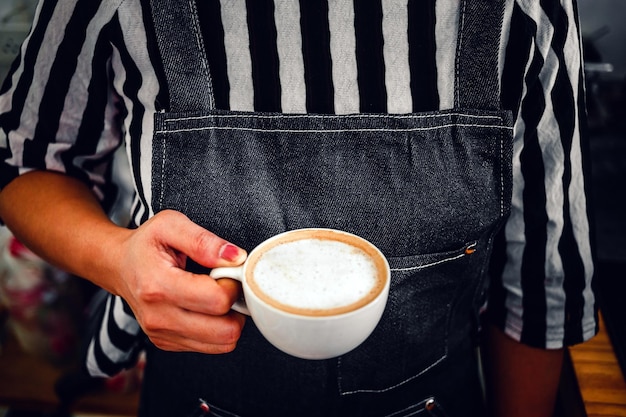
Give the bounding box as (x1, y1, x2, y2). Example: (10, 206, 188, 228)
(210, 228, 390, 360)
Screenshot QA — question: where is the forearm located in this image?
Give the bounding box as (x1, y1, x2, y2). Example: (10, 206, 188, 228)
(484, 324, 564, 417)
(0, 170, 250, 353)
(0, 170, 132, 295)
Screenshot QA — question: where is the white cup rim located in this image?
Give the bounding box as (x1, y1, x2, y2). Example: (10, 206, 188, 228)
(242, 228, 390, 319)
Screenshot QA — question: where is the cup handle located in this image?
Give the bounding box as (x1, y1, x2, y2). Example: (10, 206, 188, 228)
(209, 266, 250, 316)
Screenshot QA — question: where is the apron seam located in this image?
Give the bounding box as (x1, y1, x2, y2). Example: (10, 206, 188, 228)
(338, 354, 447, 396)
(454, 0, 468, 108)
(500, 123, 505, 218)
(154, 123, 514, 135)
(158, 135, 167, 211)
(160, 112, 506, 123)
(390, 252, 466, 272)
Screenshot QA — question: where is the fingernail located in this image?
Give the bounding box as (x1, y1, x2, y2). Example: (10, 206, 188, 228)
(219, 243, 243, 262)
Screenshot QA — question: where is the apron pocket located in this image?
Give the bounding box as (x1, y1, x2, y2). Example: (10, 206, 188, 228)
(337, 241, 482, 395)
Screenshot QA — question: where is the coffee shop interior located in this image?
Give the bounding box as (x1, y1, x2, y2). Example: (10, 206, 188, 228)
(0, 0, 625, 415)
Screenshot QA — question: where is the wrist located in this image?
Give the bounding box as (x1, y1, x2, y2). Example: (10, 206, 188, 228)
(75, 219, 134, 295)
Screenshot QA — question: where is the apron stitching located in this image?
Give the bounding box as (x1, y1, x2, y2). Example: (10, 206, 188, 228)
(454, 0, 468, 108)
(158, 135, 167, 210)
(339, 353, 447, 395)
(381, 402, 425, 417)
(500, 124, 505, 218)
(202, 402, 242, 417)
(155, 123, 514, 135)
(390, 248, 474, 272)
(390, 411, 424, 417)
(161, 113, 505, 123)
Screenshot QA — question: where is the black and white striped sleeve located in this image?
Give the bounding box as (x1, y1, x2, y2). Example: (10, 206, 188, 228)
(488, 0, 597, 349)
(0, 0, 124, 209)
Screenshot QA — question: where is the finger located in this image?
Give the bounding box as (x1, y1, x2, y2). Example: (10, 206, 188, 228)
(161, 268, 244, 315)
(151, 210, 247, 268)
(146, 309, 247, 353)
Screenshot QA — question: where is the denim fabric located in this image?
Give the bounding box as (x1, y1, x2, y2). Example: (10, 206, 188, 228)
(141, 337, 485, 417)
(455, 0, 504, 110)
(149, 0, 214, 112)
(144, 0, 513, 416)
(152, 110, 512, 256)
(148, 110, 512, 417)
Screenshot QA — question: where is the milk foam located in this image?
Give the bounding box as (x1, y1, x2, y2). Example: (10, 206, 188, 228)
(252, 238, 378, 311)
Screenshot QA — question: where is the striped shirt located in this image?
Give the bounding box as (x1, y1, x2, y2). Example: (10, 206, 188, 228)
(0, 0, 597, 373)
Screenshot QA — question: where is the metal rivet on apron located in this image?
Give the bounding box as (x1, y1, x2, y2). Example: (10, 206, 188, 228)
(425, 397, 436, 411)
(199, 399, 210, 414)
(465, 242, 477, 255)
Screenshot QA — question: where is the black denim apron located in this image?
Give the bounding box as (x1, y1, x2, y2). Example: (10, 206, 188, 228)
(142, 1, 513, 416)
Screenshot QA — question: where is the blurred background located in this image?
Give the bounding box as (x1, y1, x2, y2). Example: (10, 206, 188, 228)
(576, 3, 626, 416)
(0, 0, 36, 82)
(0, 0, 624, 415)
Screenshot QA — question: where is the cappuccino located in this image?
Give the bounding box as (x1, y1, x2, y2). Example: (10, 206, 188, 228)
(247, 230, 386, 316)
(210, 228, 390, 358)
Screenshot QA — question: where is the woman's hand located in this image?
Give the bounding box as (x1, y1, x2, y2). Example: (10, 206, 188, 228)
(114, 210, 248, 354)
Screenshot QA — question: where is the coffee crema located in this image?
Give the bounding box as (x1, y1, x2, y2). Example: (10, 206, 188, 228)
(246, 230, 387, 317)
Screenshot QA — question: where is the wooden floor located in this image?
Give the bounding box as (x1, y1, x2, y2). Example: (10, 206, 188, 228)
(569, 313, 626, 417)
(0, 328, 138, 415)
